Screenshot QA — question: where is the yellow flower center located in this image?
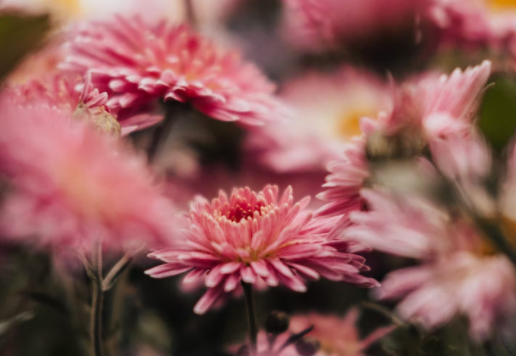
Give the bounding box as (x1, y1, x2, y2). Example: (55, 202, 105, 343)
(44, 0, 81, 18)
(336, 108, 376, 140)
(488, 0, 516, 11)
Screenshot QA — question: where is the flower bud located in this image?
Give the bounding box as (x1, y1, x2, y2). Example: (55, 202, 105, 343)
(295, 337, 320, 356)
(265, 311, 290, 334)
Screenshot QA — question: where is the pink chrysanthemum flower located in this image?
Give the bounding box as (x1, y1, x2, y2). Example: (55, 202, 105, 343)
(0, 98, 175, 255)
(377, 251, 516, 341)
(7, 72, 160, 135)
(315, 61, 491, 218)
(289, 309, 395, 356)
(428, 0, 516, 54)
(344, 189, 516, 341)
(247, 67, 392, 172)
(146, 185, 378, 314)
(315, 138, 369, 218)
(61, 15, 289, 126)
(282, 0, 426, 51)
(383, 60, 491, 138)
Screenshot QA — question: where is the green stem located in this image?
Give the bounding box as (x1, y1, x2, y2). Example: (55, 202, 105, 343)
(241, 282, 257, 356)
(90, 242, 104, 356)
(147, 102, 181, 164)
(102, 254, 133, 292)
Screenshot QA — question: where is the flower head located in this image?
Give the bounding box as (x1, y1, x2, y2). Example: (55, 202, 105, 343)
(6, 72, 160, 135)
(0, 98, 175, 255)
(62, 15, 289, 126)
(315, 138, 369, 218)
(146, 185, 378, 314)
(344, 187, 516, 340)
(282, 0, 425, 51)
(247, 67, 392, 172)
(383, 60, 491, 139)
(378, 252, 516, 341)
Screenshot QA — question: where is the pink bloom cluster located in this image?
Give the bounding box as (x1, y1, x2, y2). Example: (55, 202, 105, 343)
(146, 185, 378, 314)
(0, 97, 175, 256)
(62, 15, 290, 126)
(314, 60, 516, 340)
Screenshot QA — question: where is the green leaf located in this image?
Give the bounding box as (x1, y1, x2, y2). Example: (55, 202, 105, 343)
(0, 12, 50, 82)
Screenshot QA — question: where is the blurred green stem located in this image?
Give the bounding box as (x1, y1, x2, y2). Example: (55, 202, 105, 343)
(242, 282, 257, 356)
(90, 242, 104, 356)
(102, 254, 132, 292)
(147, 102, 181, 164)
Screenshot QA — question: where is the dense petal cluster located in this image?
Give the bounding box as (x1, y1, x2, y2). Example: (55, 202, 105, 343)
(62, 15, 289, 126)
(0, 98, 175, 255)
(146, 185, 378, 314)
(247, 67, 392, 172)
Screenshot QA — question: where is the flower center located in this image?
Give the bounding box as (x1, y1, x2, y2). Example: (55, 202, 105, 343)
(488, 0, 516, 10)
(336, 108, 376, 140)
(224, 201, 267, 222)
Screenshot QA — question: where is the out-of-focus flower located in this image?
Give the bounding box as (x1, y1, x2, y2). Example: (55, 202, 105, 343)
(282, 0, 425, 52)
(427, 0, 516, 54)
(247, 67, 392, 172)
(146, 185, 378, 314)
(316, 139, 368, 218)
(0, 99, 175, 255)
(253, 309, 394, 356)
(61, 15, 290, 127)
(316, 61, 491, 217)
(377, 252, 516, 341)
(345, 188, 516, 340)
(344, 189, 450, 259)
(383, 60, 491, 139)
(0, 0, 183, 23)
(6, 72, 161, 135)
(289, 309, 395, 356)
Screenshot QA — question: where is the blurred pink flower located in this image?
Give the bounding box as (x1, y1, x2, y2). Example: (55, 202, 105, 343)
(378, 252, 516, 341)
(345, 188, 516, 340)
(61, 15, 290, 127)
(282, 0, 426, 51)
(0, 98, 175, 255)
(428, 0, 516, 53)
(7, 72, 162, 135)
(252, 309, 394, 356)
(247, 67, 392, 172)
(344, 189, 450, 259)
(315, 138, 368, 218)
(146, 185, 378, 314)
(289, 309, 394, 356)
(384, 60, 491, 138)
